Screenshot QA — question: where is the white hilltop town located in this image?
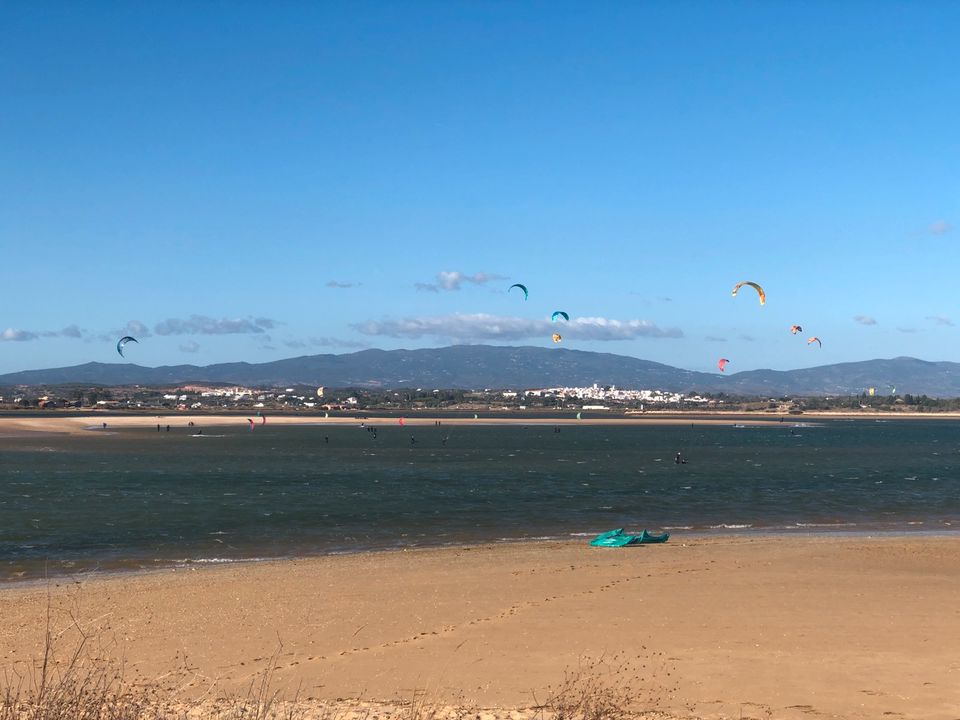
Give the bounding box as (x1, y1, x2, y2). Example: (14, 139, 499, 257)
(513, 383, 711, 410)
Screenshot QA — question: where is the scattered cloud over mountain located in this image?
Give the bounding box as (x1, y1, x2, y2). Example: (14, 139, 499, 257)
(308, 336, 368, 349)
(154, 315, 276, 336)
(179, 340, 200, 353)
(926, 315, 954, 327)
(326, 281, 359, 289)
(1, 325, 90, 341)
(353, 313, 682, 341)
(415, 270, 505, 293)
(929, 220, 952, 235)
(854, 315, 877, 326)
(115, 320, 151, 338)
(0, 328, 39, 342)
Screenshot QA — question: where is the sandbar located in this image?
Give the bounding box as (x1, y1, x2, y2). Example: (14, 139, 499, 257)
(2, 410, 960, 437)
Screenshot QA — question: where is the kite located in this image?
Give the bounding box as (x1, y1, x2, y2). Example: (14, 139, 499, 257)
(509, 283, 529, 300)
(247, 418, 255, 431)
(790, 325, 803, 334)
(732, 281, 766, 305)
(551, 311, 569, 322)
(718, 358, 731, 372)
(116, 336, 138, 358)
(576, 411, 582, 420)
(552, 333, 562, 343)
(807, 337, 822, 348)
(399, 417, 405, 426)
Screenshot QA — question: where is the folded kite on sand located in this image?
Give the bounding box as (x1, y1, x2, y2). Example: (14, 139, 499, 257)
(589, 528, 670, 547)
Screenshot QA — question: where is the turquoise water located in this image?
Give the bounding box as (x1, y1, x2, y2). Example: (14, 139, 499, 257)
(2, 420, 958, 579)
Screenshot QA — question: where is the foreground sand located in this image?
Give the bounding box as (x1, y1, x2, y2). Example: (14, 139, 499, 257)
(2, 535, 958, 719)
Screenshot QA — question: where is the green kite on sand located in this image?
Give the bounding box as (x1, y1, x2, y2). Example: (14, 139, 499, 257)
(589, 528, 670, 547)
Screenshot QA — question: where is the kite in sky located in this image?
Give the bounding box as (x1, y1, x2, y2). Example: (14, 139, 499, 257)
(551, 311, 569, 322)
(807, 337, 822, 348)
(509, 283, 529, 300)
(731, 281, 766, 305)
(116, 336, 138, 358)
(718, 358, 731, 372)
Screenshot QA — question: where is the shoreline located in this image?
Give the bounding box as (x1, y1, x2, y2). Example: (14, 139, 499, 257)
(5, 524, 957, 587)
(3, 409, 960, 436)
(2, 533, 958, 719)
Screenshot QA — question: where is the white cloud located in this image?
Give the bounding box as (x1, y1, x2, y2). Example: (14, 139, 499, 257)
(0, 328, 38, 342)
(179, 340, 201, 353)
(415, 270, 505, 292)
(926, 315, 954, 327)
(326, 281, 359, 289)
(308, 336, 368, 349)
(353, 313, 682, 341)
(154, 315, 275, 336)
(126, 320, 150, 335)
(897, 327, 918, 334)
(929, 220, 952, 235)
(705, 336, 727, 342)
(854, 315, 877, 326)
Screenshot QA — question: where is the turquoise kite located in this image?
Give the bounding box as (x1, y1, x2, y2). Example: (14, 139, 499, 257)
(551, 311, 569, 322)
(509, 283, 529, 300)
(116, 336, 138, 358)
(590, 528, 670, 547)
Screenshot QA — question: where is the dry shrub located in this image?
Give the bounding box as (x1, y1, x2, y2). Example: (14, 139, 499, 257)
(534, 650, 676, 720)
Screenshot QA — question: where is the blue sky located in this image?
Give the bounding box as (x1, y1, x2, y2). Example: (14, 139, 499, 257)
(2, 2, 957, 376)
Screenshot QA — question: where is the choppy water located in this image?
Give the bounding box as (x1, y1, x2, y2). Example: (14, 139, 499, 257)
(2, 419, 959, 580)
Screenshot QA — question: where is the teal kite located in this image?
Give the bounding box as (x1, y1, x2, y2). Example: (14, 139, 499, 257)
(551, 311, 569, 322)
(509, 283, 529, 300)
(116, 336, 138, 358)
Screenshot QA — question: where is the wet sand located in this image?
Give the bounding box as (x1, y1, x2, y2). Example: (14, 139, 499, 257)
(2, 534, 958, 719)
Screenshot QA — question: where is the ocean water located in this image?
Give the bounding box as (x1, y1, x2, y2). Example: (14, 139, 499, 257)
(2, 419, 958, 580)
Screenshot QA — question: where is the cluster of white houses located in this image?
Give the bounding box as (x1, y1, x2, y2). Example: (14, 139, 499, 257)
(505, 383, 711, 409)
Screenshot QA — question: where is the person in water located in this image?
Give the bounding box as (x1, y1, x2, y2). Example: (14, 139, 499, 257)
(675, 452, 687, 465)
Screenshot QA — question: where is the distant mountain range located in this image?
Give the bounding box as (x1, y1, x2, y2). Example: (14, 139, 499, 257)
(1, 346, 959, 397)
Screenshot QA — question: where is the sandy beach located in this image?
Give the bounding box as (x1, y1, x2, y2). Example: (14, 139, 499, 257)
(4, 410, 960, 437)
(2, 534, 958, 719)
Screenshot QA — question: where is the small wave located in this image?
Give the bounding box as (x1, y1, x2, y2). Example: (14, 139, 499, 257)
(793, 522, 857, 528)
(710, 523, 753, 529)
(169, 557, 277, 566)
(662, 525, 693, 530)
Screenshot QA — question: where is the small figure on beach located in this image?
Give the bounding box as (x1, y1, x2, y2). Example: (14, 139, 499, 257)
(102, 422, 107, 430)
(157, 424, 161, 432)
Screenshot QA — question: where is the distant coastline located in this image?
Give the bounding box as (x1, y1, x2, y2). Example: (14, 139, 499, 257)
(3, 410, 960, 436)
